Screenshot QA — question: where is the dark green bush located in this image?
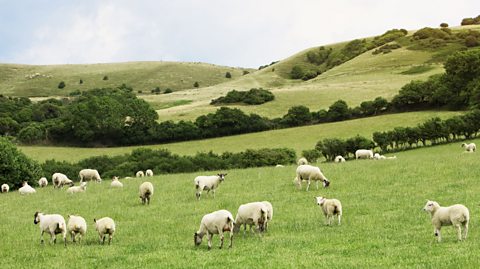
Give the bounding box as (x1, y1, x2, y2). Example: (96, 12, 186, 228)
(210, 88, 274, 105)
(58, 81, 66, 89)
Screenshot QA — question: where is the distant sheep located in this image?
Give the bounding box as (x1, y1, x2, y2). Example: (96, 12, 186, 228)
(194, 209, 234, 249)
(295, 165, 330, 191)
(374, 153, 396, 160)
(79, 169, 102, 183)
(67, 215, 87, 243)
(1, 184, 9, 193)
(316, 196, 342, 225)
(233, 202, 268, 234)
(355, 149, 373, 159)
(194, 173, 227, 200)
(334, 155, 346, 163)
(110, 176, 123, 188)
(423, 200, 469, 242)
(136, 171, 144, 177)
(145, 169, 154, 177)
(19, 181, 36, 195)
(33, 211, 67, 246)
(297, 157, 309, 165)
(261, 201, 273, 231)
(275, 164, 285, 168)
(52, 173, 74, 188)
(139, 182, 154, 205)
(461, 143, 476, 152)
(38, 177, 48, 187)
(94, 217, 116, 244)
(66, 182, 87, 194)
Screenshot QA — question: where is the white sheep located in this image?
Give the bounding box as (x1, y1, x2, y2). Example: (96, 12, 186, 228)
(110, 176, 123, 188)
(145, 169, 154, 177)
(275, 164, 285, 168)
(261, 201, 273, 231)
(67, 215, 87, 243)
(374, 153, 396, 160)
(423, 200, 469, 242)
(297, 157, 309, 165)
(66, 182, 87, 194)
(139, 182, 154, 205)
(295, 165, 330, 191)
(94, 217, 116, 244)
(334, 155, 346, 163)
(52, 173, 74, 188)
(136, 171, 145, 177)
(461, 143, 476, 152)
(194, 209, 234, 250)
(33, 212, 67, 246)
(355, 149, 373, 159)
(315, 196, 342, 225)
(79, 169, 102, 183)
(1, 183, 9, 193)
(194, 173, 227, 200)
(38, 177, 48, 187)
(19, 181, 36, 195)
(233, 202, 268, 234)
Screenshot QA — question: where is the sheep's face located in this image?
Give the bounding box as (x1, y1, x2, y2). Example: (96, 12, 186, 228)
(423, 201, 438, 212)
(22, 181, 28, 187)
(194, 232, 203, 246)
(218, 173, 227, 181)
(112, 176, 119, 181)
(316, 197, 325, 206)
(34, 212, 42, 224)
(323, 179, 330, 188)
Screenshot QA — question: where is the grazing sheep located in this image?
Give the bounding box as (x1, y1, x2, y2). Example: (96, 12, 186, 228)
(79, 169, 102, 183)
(355, 149, 373, 159)
(38, 177, 48, 187)
(139, 182, 154, 205)
(66, 182, 87, 194)
(136, 171, 144, 177)
(194, 209, 234, 250)
(33, 212, 67, 246)
(233, 202, 268, 235)
(1, 184, 9, 193)
(334, 155, 346, 163)
(423, 200, 469, 242)
(145, 169, 154, 177)
(461, 143, 476, 152)
(19, 181, 36, 195)
(94, 217, 116, 245)
(297, 157, 309, 165)
(67, 215, 87, 243)
(315, 196, 342, 225)
(194, 173, 227, 200)
(295, 165, 330, 191)
(110, 176, 123, 188)
(374, 153, 396, 160)
(261, 201, 273, 231)
(52, 173, 74, 188)
(275, 164, 285, 168)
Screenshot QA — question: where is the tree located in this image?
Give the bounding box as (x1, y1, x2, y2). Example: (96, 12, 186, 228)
(440, 23, 449, 28)
(193, 81, 199, 88)
(58, 81, 66, 89)
(281, 106, 312, 127)
(327, 100, 351, 121)
(225, 72, 232, 78)
(103, 75, 109, 80)
(302, 149, 322, 163)
(164, 88, 173, 94)
(316, 138, 347, 161)
(290, 66, 304, 79)
(0, 117, 20, 135)
(17, 124, 45, 144)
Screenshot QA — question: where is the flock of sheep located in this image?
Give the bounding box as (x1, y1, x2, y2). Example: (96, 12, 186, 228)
(0, 142, 477, 248)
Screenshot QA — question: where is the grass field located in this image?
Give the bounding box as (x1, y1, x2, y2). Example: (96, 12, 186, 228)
(2, 139, 480, 268)
(18, 111, 461, 163)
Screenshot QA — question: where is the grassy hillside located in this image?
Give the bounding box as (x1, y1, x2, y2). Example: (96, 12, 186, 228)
(19, 111, 461, 163)
(0, 61, 253, 97)
(2, 139, 480, 268)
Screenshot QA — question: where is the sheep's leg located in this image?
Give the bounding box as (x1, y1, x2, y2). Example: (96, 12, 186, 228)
(63, 231, 67, 247)
(40, 230, 45, 244)
(212, 189, 216, 199)
(434, 227, 442, 242)
(338, 215, 342, 225)
(207, 233, 213, 250)
(100, 233, 105, 244)
(455, 224, 462, 241)
(462, 222, 468, 240)
(71, 232, 76, 243)
(108, 233, 113, 245)
(228, 231, 233, 248)
(306, 179, 311, 191)
(50, 231, 56, 244)
(243, 223, 247, 236)
(217, 229, 224, 249)
(195, 191, 201, 200)
(315, 180, 319, 190)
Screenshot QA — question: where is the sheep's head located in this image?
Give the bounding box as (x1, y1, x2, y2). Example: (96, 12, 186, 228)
(194, 232, 203, 246)
(461, 143, 466, 148)
(316, 196, 326, 206)
(112, 176, 119, 181)
(258, 209, 267, 232)
(22, 181, 28, 187)
(323, 179, 330, 188)
(218, 173, 227, 181)
(34, 211, 42, 224)
(423, 200, 439, 213)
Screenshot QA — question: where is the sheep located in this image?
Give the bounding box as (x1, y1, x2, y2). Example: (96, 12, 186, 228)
(110, 176, 123, 188)
(355, 149, 373, 159)
(334, 155, 346, 163)
(67, 215, 87, 243)
(145, 169, 154, 177)
(66, 182, 87, 194)
(194, 209, 234, 250)
(423, 200, 469, 242)
(79, 169, 102, 183)
(1, 184, 9, 193)
(233, 202, 268, 235)
(261, 201, 273, 231)
(94, 217, 116, 244)
(295, 165, 330, 191)
(374, 153, 396, 160)
(136, 171, 144, 177)
(33, 212, 67, 246)
(315, 196, 342, 225)
(275, 164, 285, 168)
(461, 143, 476, 152)
(52, 173, 74, 188)
(194, 173, 227, 200)
(19, 181, 36, 195)
(38, 177, 48, 187)
(297, 157, 309, 165)
(139, 182, 154, 205)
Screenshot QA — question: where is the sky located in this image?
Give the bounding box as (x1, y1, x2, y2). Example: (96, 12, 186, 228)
(0, 0, 479, 68)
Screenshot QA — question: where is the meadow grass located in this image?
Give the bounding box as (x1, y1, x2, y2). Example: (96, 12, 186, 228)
(2, 139, 480, 268)
(18, 111, 461, 163)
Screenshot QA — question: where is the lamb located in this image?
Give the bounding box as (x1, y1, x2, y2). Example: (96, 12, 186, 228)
(110, 176, 123, 188)
(67, 215, 87, 243)
(233, 202, 268, 235)
(139, 182, 154, 205)
(33, 212, 67, 246)
(295, 164, 330, 191)
(194, 209, 234, 250)
(79, 169, 102, 183)
(52, 173, 74, 188)
(194, 173, 227, 200)
(297, 157, 309, 165)
(66, 182, 87, 194)
(145, 169, 154, 177)
(423, 200, 469, 242)
(261, 201, 273, 231)
(94, 217, 116, 244)
(355, 149, 373, 159)
(315, 196, 342, 225)
(334, 155, 346, 163)
(136, 171, 144, 177)
(19, 181, 36, 195)
(1, 184, 9, 193)
(38, 177, 48, 187)
(461, 143, 476, 152)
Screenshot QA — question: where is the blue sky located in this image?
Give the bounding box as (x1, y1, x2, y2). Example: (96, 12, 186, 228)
(0, 0, 478, 68)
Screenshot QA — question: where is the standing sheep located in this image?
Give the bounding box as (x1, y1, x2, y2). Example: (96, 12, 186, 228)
(194, 209, 234, 250)
(145, 169, 154, 177)
(139, 182, 154, 205)
(461, 143, 476, 152)
(66, 182, 87, 194)
(67, 215, 87, 243)
(79, 169, 102, 183)
(261, 201, 273, 231)
(19, 181, 36, 195)
(33, 212, 67, 246)
(136, 171, 144, 177)
(94, 217, 116, 245)
(297, 157, 309, 165)
(194, 173, 227, 200)
(233, 202, 268, 235)
(355, 149, 373, 159)
(110, 176, 123, 188)
(1, 183, 9, 193)
(38, 177, 48, 187)
(315, 196, 342, 225)
(295, 165, 330, 191)
(52, 173, 74, 188)
(334, 155, 346, 163)
(423, 200, 469, 242)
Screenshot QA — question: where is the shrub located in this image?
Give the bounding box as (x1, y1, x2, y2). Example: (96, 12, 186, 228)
(302, 70, 318, 81)
(103, 75, 109, 80)
(58, 81, 66, 89)
(301, 149, 322, 163)
(440, 23, 449, 28)
(193, 81, 199, 88)
(79, 79, 83, 84)
(242, 70, 250, 75)
(164, 88, 173, 94)
(461, 18, 475, 26)
(290, 66, 304, 79)
(412, 27, 451, 40)
(465, 36, 479, 47)
(41, 159, 81, 182)
(210, 88, 274, 105)
(225, 72, 232, 78)
(17, 124, 45, 144)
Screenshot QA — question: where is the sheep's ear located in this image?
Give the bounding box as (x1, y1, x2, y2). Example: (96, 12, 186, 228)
(93, 218, 97, 223)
